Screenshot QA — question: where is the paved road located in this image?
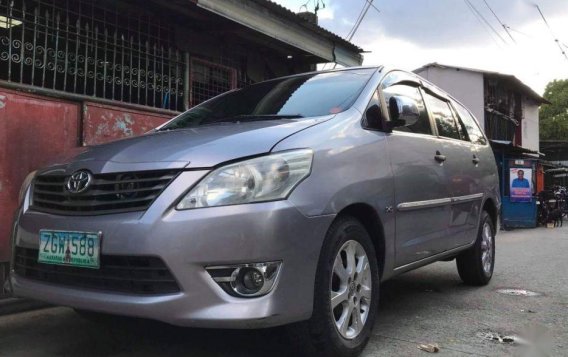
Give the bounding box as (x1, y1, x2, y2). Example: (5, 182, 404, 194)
(1, 226, 567, 356)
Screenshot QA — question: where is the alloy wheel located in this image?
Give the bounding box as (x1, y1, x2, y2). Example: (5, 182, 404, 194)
(480, 221, 493, 275)
(330, 240, 372, 340)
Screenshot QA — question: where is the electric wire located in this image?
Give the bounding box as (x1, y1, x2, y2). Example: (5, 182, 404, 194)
(364, 0, 381, 16)
(504, 25, 532, 39)
(481, 0, 516, 43)
(535, 4, 568, 62)
(463, 0, 502, 47)
(464, 0, 508, 44)
(324, 0, 377, 70)
(346, 1, 372, 40)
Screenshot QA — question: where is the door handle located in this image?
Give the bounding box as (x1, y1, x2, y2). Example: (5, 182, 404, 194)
(434, 151, 446, 163)
(472, 155, 480, 165)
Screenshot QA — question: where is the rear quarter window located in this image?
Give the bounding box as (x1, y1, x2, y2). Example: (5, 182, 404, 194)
(453, 102, 487, 145)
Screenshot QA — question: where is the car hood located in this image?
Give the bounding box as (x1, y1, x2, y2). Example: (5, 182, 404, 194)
(63, 116, 332, 172)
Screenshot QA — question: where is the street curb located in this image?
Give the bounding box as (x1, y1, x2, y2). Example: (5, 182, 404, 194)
(0, 297, 51, 317)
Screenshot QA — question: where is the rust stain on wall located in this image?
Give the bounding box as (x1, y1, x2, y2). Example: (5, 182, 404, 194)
(83, 102, 172, 146)
(0, 92, 176, 263)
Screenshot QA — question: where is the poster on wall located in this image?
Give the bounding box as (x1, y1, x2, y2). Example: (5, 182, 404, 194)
(510, 168, 532, 202)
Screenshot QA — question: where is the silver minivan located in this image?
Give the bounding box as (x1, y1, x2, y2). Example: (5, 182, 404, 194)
(11, 67, 500, 356)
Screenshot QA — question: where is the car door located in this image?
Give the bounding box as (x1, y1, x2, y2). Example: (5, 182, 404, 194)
(450, 100, 489, 246)
(422, 90, 482, 250)
(380, 76, 452, 267)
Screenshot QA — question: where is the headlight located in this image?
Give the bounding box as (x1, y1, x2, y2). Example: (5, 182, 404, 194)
(177, 149, 313, 209)
(18, 170, 37, 205)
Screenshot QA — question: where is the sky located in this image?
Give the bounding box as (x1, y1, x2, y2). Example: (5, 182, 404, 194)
(273, 0, 568, 94)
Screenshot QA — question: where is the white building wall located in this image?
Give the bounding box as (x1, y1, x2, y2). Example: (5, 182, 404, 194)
(522, 99, 540, 152)
(415, 67, 485, 130)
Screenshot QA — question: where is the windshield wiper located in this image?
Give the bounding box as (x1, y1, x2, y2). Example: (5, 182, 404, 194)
(157, 114, 304, 131)
(208, 114, 304, 124)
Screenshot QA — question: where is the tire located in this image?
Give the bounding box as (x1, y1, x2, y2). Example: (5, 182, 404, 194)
(288, 216, 380, 357)
(456, 211, 495, 286)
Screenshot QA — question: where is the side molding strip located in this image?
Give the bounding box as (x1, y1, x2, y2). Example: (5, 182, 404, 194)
(451, 193, 484, 203)
(397, 193, 484, 212)
(397, 197, 452, 211)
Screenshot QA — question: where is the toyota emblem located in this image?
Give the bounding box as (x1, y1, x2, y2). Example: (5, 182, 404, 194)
(66, 170, 93, 194)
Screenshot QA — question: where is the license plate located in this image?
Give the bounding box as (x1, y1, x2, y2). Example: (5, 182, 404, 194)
(38, 230, 101, 269)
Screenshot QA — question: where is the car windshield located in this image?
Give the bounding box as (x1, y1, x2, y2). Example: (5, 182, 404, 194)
(158, 68, 376, 130)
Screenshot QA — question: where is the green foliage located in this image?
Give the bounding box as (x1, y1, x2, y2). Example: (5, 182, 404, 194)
(540, 79, 568, 140)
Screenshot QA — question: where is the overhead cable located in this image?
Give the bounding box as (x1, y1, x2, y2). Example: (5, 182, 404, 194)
(463, 0, 502, 47)
(481, 0, 516, 43)
(464, 0, 508, 44)
(535, 4, 568, 62)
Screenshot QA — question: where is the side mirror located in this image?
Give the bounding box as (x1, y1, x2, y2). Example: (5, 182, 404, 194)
(387, 96, 420, 130)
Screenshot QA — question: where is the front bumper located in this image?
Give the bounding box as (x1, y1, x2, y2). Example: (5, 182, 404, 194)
(11, 170, 334, 328)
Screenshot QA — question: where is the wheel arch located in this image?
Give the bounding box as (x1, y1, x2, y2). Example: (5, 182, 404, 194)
(335, 203, 386, 279)
(482, 197, 498, 230)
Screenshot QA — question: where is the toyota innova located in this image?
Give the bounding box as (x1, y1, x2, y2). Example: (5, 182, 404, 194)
(10, 67, 500, 356)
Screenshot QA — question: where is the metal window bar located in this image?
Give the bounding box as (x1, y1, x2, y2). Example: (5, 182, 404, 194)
(0, 0, 186, 111)
(189, 58, 237, 107)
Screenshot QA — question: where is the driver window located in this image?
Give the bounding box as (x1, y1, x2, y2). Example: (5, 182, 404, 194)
(382, 84, 432, 135)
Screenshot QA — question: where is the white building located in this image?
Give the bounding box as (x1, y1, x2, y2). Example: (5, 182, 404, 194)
(414, 63, 548, 152)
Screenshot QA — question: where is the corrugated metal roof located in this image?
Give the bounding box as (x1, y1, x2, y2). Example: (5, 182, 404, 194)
(490, 140, 544, 156)
(251, 0, 363, 53)
(414, 63, 550, 105)
(195, 0, 363, 66)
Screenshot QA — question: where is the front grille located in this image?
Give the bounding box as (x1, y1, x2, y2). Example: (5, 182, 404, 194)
(31, 170, 179, 215)
(14, 247, 180, 295)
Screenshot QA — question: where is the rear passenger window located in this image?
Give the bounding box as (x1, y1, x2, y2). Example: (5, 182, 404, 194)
(453, 102, 487, 145)
(382, 84, 432, 135)
(424, 93, 461, 140)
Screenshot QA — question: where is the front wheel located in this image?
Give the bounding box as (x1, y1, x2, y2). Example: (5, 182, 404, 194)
(456, 211, 495, 286)
(289, 216, 380, 357)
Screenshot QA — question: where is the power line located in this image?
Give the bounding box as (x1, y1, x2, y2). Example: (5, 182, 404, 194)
(346, 1, 372, 40)
(504, 25, 532, 39)
(364, 0, 381, 15)
(481, 0, 516, 43)
(463, 0, 502, 47)
(324, 0, 376, 70)
(535, 4, 568, 62)
(464, 0, 508, 45)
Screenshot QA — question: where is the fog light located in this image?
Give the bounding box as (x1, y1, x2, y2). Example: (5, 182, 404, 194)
(241, 268, 264, 292)
(206, 261, 282, 298)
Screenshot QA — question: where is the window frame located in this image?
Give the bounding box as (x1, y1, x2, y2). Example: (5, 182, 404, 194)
(373, 71, 436, 137)
(421, 87, 469, 142)
(449, 100, 489, 146)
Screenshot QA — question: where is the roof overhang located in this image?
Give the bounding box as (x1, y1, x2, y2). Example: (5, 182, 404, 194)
(195, 0, 363, 67)
(490, 140, 544, 157)
(414, 63, 550, 105)
(546, 167, 568, 173)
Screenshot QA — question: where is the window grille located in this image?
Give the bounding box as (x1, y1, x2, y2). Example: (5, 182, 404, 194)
(190, 58, 237, 107)
(0, 0, 186, 111)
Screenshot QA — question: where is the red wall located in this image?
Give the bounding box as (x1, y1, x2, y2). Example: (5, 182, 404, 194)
(0, 88, 174, 263)
(83, 102, 171, 146)
(0, 89, 81, 262)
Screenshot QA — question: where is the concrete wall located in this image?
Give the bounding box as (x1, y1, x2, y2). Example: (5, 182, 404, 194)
(522, 99, 540, 152)
(415, 67, 485, 130)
